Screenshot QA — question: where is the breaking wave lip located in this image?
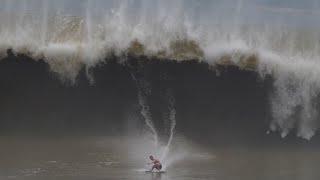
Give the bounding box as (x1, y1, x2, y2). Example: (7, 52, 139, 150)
(1, 11, 320, 140)
(2, 43, 320, 141)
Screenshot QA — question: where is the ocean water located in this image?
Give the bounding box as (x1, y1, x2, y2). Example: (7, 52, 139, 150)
(1, 137, 320, 180)
(1, 1, 320, 179)
(0, 0, 320, 139)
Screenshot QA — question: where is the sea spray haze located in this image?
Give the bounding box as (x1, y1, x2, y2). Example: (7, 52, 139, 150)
(1, 0, 319, 139)
(1, 1, 320, 179)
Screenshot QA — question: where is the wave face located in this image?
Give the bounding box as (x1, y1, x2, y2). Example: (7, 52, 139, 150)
(1, 0, 320, 140)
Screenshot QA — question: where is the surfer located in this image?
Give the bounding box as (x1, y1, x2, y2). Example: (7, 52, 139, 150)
(147, 155, 162, 172)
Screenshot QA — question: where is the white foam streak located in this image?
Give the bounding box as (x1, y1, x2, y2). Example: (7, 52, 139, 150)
(161, 91, 176, 162)
(131, 73, 159, 147)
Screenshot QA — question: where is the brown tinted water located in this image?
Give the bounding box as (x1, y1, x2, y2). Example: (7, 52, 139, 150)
(1, 136, 320, 180)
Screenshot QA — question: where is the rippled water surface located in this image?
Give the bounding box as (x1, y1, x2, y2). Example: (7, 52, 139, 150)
(1, 137, 320, 180)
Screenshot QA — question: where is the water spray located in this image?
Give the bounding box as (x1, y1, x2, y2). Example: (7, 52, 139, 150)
(161, 89, 176, 162)
(131, 72, 159, 148)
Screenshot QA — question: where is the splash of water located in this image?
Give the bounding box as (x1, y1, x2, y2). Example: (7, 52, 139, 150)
(131, 72, 158, 147)
(161, 90, 176, 162)
(130, 71, 177, 166)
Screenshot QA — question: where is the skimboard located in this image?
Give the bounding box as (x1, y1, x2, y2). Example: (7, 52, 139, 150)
(145, 171, 165, 174)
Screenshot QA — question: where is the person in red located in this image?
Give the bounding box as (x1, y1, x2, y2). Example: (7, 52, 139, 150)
(148, 155, 162, 171)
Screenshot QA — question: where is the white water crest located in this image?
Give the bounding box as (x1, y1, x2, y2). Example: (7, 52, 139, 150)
(1, 0, 320, 139)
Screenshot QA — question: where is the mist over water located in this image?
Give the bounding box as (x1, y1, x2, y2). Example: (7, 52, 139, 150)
(131, 69, 178, 167)
(1, 1, 320, 140)
(2, 1, 320, 179)
(160, 89, 176, 162)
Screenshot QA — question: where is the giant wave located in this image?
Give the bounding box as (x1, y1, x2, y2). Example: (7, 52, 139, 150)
(1, 0, 320, 140)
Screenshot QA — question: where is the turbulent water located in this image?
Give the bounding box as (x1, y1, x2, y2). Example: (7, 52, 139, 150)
(1, 0, 320, 157)
(2, 0, 320, 179)
(1, 0, 319, 139)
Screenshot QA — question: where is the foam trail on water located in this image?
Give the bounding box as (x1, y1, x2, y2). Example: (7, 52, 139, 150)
(161, 89, 176, 162)
(131, 72, 158, 147)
